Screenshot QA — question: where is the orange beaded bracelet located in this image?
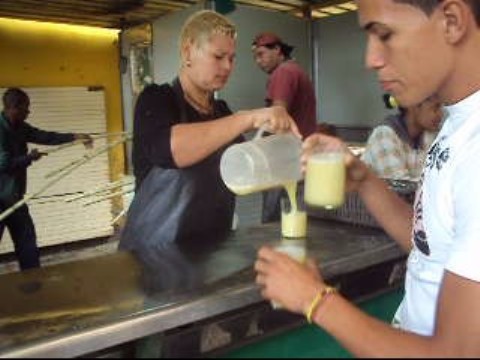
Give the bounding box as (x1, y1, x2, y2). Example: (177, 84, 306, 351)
(305, 286, 336, 324)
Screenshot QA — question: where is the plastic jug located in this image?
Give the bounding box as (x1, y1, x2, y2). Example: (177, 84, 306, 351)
(220, 129, 302, 195)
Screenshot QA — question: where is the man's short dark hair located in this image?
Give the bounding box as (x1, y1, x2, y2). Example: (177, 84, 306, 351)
(394, 0, 480, 26)
(2, 87, 29, 109)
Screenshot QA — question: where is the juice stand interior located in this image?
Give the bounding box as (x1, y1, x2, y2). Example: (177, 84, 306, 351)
(0, 0, 405, 357)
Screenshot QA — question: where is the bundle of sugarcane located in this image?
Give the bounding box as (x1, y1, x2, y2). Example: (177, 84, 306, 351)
(0, 134, 132, 222)
(44, 133, 132, 179)
(43, 131, 131, 156)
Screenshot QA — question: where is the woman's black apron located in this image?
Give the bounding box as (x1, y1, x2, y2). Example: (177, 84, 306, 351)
(119, 80, 237, 260)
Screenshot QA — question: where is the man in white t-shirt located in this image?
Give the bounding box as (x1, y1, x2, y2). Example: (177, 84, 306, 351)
(254, 0, 480, 357)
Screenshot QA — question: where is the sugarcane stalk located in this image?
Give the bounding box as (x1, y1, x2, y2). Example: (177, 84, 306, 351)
(45, 134, 131, 179)
(83, 188, 134, 207)
(89, 177, 133, 193)
(27, 192, 81, 205)
(42, 131, 131, 156)
(30, 198, 67, 205)
(90, 131, 131, 139)
(111, 208, 128, 225)
(43, 139, 85, 155)
(66, 177, 134, 203)
(0, 136, 130, 222)
(44, 158, 82, 179)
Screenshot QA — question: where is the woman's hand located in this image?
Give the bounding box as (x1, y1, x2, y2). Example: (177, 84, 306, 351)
(247, 106, 301, 138)
(255, 245, 324, 314)
(301, 133, 370, 192)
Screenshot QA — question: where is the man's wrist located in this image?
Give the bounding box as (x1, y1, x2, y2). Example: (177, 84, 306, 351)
(304, 285, 337, 324)
(355, 162, 376, 196)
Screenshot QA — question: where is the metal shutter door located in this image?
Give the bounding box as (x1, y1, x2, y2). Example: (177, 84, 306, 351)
(0, 87, 114, 254)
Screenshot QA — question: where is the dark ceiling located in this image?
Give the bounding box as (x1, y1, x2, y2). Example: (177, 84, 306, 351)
(0, 0, 355, 29)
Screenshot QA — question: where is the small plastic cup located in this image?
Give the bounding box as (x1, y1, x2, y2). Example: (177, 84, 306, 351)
(304, 150, 346, 209)
(271, 238, 307, 309)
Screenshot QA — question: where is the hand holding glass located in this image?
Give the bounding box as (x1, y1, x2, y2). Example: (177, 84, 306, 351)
(304, 150, 346, 209)
(271, 238, 307, 309)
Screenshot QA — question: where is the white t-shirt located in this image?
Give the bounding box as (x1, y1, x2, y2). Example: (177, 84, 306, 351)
(394, 90, 480, 335)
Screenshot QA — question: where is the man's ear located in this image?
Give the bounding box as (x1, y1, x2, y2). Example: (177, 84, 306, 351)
(440, 0, 472, 44)
(273, 44, 283, 57)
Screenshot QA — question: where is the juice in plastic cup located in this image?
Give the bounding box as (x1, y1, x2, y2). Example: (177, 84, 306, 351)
(271, 238, 307, 309)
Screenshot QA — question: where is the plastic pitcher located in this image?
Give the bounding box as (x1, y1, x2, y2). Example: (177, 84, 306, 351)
(220, 129, 302, 195)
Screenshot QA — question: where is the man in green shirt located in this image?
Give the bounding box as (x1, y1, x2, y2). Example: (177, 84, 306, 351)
(0, 87, 92, 270)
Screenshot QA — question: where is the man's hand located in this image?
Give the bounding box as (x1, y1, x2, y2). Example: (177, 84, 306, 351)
(301, 133, 370, 192)
(75, 134, 94, 149)
(29, 149, 47, 162)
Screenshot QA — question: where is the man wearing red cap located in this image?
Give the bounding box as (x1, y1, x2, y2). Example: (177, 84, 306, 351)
(252, 32, 317, 223)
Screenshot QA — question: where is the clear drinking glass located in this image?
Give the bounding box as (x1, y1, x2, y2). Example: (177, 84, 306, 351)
(304, 150, 346, 209)
(280, 184, 307, 239)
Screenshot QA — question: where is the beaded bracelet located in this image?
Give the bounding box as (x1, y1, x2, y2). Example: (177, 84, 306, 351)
(305, 286, 336, 324)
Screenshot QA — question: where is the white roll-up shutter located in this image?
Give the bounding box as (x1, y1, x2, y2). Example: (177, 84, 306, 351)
(0, 87, 114, 254)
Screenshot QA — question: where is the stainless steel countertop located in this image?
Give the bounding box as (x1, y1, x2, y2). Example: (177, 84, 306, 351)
(0, 218, 404, 358)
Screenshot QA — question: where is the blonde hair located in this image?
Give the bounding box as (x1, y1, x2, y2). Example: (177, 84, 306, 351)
(179, 10, 237, 50)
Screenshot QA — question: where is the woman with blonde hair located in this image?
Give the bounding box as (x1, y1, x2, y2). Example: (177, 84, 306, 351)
(119, 10, 299, 255)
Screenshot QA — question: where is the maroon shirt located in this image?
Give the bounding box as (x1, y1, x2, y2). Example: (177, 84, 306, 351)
(266, 60, 317, 138)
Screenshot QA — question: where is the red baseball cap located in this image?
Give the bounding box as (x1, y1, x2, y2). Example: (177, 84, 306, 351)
(252, 32, 283, 48)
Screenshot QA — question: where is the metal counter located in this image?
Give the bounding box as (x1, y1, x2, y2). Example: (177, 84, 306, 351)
(0, 218, 406, 358)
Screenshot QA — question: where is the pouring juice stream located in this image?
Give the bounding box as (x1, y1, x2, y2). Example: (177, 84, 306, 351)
(281, 181, 307, 243)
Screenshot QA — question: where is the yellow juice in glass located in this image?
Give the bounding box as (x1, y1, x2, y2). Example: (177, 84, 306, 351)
(227, 182, 278, 195)
(281, 211, 307, 238)
(281, 181, 307, 238)
(305, 152, 345, 209)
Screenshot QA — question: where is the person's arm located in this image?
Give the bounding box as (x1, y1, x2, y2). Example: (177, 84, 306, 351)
(25, 124, 92, 149)
(0, 129, 41, 173)
(356, 170, 413, 251)
(272, 99, 288, 109)
(0, 130, 11, 173)
(302, 133, 413, 251)
(314, 269, 480, 357)
(23, 122, 76, 145)
(171, 105, 298, 168)
(135, 83, 300, 170)
(255, 249, 480, 357)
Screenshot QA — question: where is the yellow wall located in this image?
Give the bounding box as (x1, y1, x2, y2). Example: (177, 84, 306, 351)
(0, 17, 125, 181)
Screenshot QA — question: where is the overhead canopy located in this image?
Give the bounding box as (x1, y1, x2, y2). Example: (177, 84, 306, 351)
(0, 0, 356, 29)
